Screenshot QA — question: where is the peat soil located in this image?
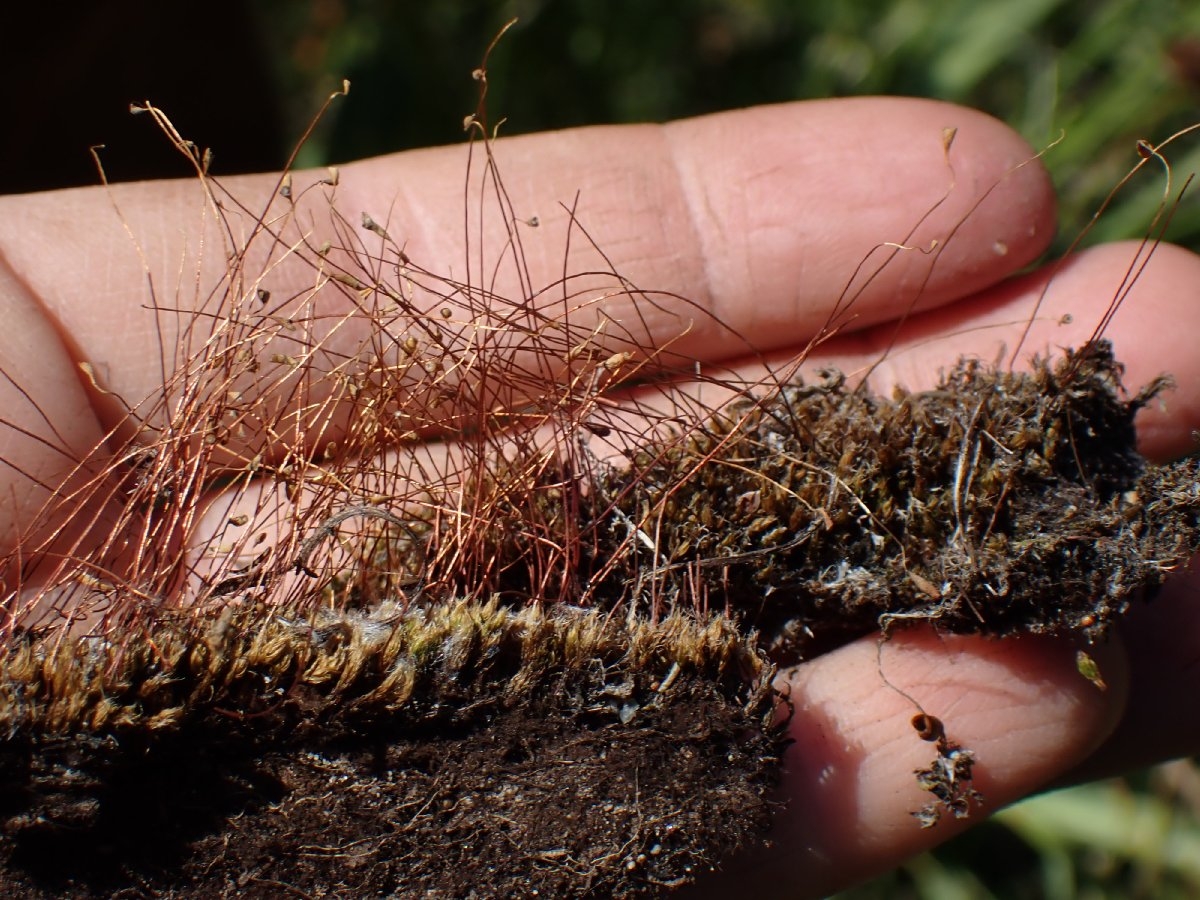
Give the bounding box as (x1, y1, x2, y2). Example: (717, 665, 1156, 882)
(0, 606, 782, 897)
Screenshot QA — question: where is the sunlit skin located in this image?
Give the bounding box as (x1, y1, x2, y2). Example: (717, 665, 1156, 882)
(2, 97, 1200, 896)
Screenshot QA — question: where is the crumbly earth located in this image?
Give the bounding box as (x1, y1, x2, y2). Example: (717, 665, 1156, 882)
(0, 603, 782, 897)
(4, 341, 1200, 895)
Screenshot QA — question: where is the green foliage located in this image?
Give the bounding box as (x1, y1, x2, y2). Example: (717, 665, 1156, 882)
(254, 0, 1200, 252)
(841, 766, 1200, 898)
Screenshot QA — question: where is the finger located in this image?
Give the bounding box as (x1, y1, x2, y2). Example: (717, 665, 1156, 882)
(688, 629, 1127, 899)
(586, 239, 1200, 463)
(332, 97, 1054, 356)
(0, 99, 1051, 460)
(0, 261, 114, 558)
(801, 240, 1200, 460)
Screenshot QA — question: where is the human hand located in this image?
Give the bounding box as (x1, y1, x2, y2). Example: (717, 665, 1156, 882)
(1, 97, 1199, 896)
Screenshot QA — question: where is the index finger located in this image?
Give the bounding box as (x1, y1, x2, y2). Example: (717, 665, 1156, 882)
(0, 97, 1053, 549)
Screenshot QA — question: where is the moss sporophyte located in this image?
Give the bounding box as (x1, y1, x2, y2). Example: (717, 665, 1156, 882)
(2, 74, 1200, 896)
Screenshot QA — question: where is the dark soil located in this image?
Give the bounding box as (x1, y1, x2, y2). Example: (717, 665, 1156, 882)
(0, 604, 782, 897)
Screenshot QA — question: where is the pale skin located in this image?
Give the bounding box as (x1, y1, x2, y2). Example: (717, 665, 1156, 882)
(1, 97, 1200, 896)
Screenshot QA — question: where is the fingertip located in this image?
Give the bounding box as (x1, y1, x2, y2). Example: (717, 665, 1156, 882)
(696, 628, 1127, 898)
(664, 97, 1057, 343)
(828, 240, 1200, 461)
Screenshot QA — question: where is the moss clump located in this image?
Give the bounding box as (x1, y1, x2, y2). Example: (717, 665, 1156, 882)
(396, 342, 1199, 661)
(572, 341, 1198, 657)
(5, 341, 1200, 895)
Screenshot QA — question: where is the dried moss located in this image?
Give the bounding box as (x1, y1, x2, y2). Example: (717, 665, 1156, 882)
(573, 341, 1200, 657)
(4, 341, 1200, 895)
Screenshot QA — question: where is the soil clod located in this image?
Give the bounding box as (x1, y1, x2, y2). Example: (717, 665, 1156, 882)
(4, 341, 1200, 894)
(0, 603, 782, 897)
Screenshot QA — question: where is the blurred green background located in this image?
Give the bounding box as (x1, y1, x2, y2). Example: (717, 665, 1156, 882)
(9, 1, 1198, 252)
(250, 0, 1200, 256)
(9, 1, 1200, 896)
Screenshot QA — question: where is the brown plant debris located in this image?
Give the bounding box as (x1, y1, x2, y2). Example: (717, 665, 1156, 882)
(0, 601, 782, 897)
(912, 740, 982, 829)
(542, 340, 1199, 657)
